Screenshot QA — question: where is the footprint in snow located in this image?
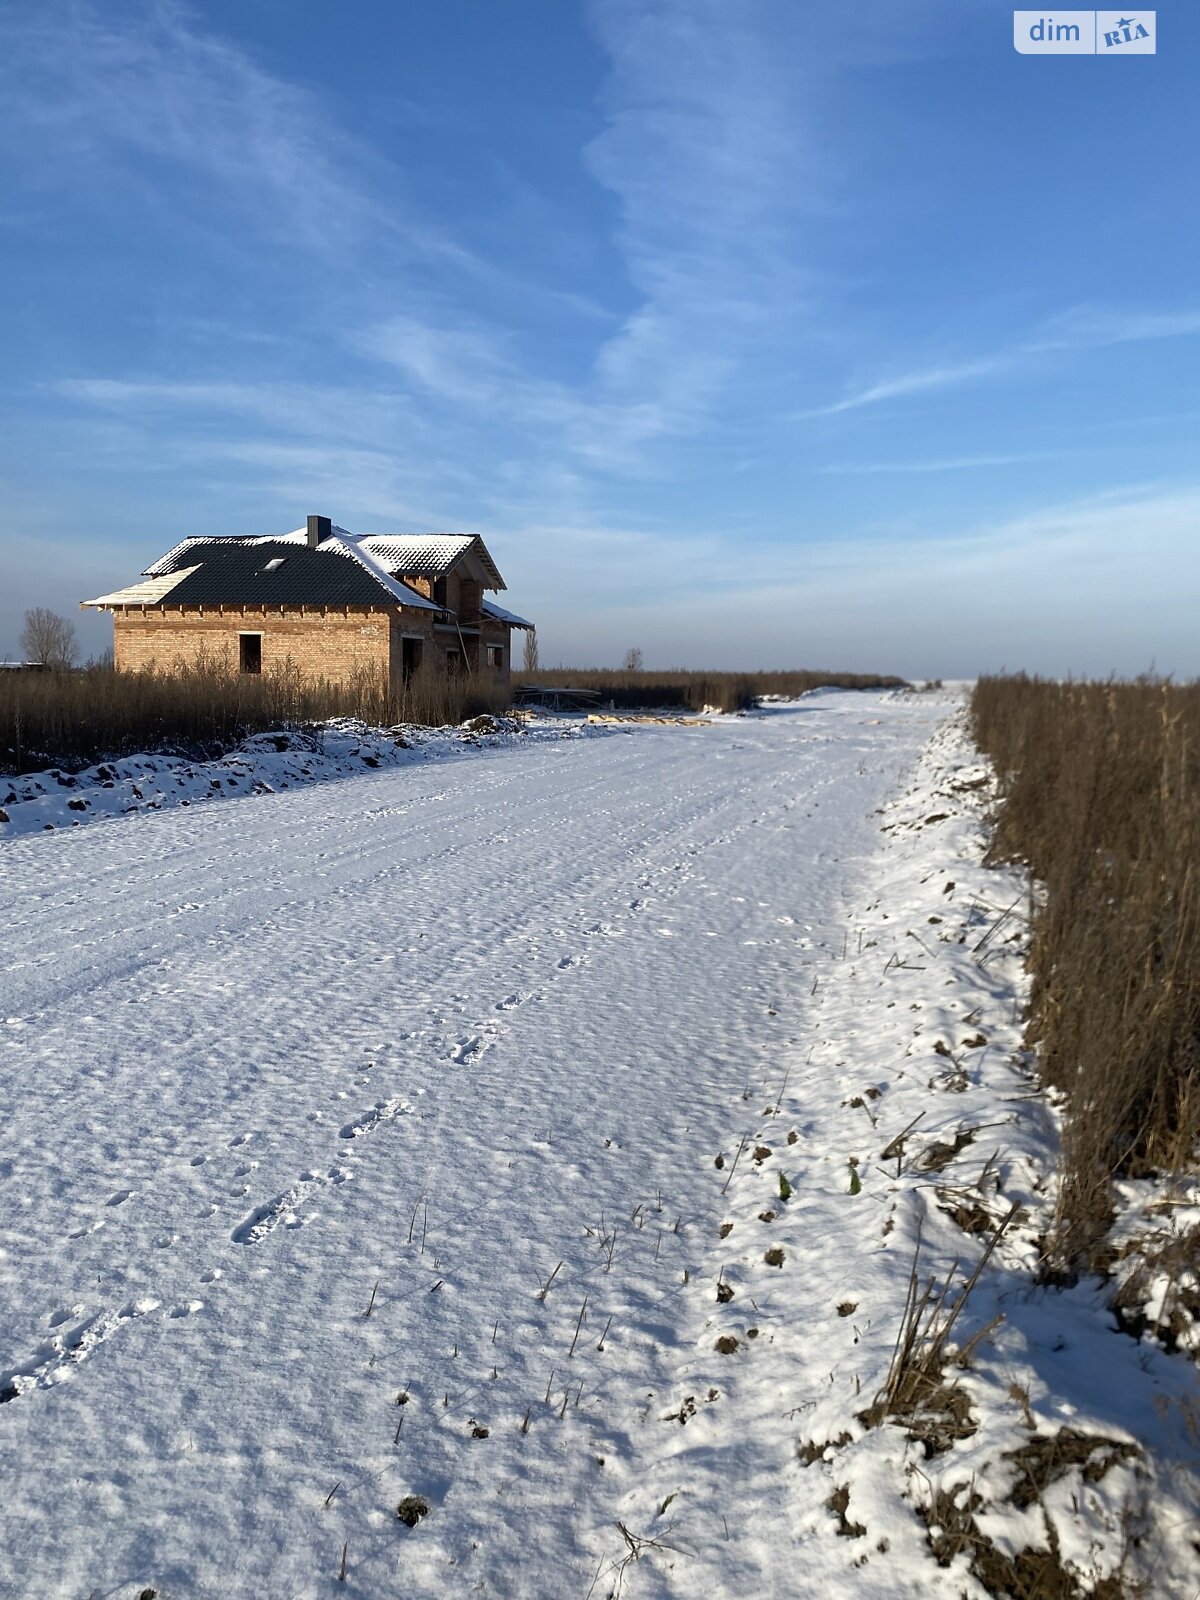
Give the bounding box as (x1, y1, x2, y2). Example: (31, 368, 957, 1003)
(339, 1095, 414, 1140)
(449, 1034, 494, 1064)
(2, 1299, 161, 1402)
(232, 1188, 306, 1245)
(105, 1189, 133, 1207)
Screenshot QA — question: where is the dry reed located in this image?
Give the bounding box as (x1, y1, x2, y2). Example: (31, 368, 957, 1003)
(1, 653, 508, 774)
(514, 666, 907, 714)
(971, 674, 1200, 1271)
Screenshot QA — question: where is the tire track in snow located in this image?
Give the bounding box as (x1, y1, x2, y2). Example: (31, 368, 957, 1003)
(213, 758, 780, 1260)
(222, 742, 836, 1252)
(0, 706, 886, 1425)
(4, 733, 704, 1007)
(0, 694, 955, 1591)
(0, 769, 562, 1018)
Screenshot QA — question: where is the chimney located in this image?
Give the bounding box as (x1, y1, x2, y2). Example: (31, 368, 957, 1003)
(306, 514, 332, 548)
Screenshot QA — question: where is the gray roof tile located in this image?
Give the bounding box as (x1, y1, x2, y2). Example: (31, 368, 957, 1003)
(88, 540, 440, 611)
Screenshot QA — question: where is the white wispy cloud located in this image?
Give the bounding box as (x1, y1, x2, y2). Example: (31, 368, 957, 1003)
(810, 304, 1200, 417)
(18, 0, 969, 481)
(53, 377, 420, 442)
(1033, 305, 1200, 350)
(0, 0, 464, 262)
(808, 356, 1015, 416)
(820, 451, 1060, 474)
(47, 375, 502, 527)
(576, 0, 812, 455)
(30, 0, 824, 479)
(355, 315, 583, 431)
(536, 483, 1200, 676)
(357, 0, 820, 469)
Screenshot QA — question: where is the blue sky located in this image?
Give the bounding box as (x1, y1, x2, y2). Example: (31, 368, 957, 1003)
(2, 0, 1197, 675)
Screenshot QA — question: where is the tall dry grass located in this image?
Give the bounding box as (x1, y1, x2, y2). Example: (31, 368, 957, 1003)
(0, 656, 508, 774)
(515, 666, 907, 714)
(971, 675, 1200, 1269)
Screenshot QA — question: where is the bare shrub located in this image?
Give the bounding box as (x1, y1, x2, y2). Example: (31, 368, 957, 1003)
(19, 608, 77, 669)
(860, 1214, 1012, 1455)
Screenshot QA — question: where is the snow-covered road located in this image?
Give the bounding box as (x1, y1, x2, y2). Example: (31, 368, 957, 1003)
(0, 692, 958, 1594)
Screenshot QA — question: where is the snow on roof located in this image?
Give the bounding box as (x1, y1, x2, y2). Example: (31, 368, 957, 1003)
(359, 534, 505, 590)
(144, 525, 357, 576)
(322, 535, 444, 610)
(86, 543, 442, 613)
(481, 597, 534, 630)
(83, 566, 203, 608)
(144, 528, 506, 590)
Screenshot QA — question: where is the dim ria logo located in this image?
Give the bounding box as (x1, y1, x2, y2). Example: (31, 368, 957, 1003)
(1013, 11, 1156, 53)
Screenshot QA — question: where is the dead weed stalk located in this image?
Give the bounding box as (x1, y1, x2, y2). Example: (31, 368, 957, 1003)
(861, 1210, 1016, 1453)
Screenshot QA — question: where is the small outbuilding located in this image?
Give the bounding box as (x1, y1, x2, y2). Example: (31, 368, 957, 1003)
(83, 516, 533, 686)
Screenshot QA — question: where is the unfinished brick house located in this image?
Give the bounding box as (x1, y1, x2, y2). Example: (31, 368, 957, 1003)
(83, 516, 533, 685)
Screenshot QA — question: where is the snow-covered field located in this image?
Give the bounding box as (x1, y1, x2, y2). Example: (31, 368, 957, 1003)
(2, 689, 1197, 1598)
(0, 715, 583, 839)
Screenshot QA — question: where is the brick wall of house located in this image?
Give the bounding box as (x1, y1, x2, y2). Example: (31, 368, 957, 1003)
(109, 603, 515, 687)
(399, 573, 466, 609)
(458, 579, 483, 622)
(112, 606, 425, 683)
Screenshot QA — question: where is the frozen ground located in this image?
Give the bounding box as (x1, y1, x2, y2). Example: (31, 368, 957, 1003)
(2, 689, 1197, 1598)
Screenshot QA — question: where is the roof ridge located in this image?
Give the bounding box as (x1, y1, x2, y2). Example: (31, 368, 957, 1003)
(139, 526, 505, 593)
(123, 534, 444, 612)
(323, 535, 444, 610)
(357, 531, 506, 591)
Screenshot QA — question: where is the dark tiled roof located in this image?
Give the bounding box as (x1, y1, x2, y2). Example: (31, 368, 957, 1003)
(96, 540, 439, 610)
(481, 598, 534, 629)
(147, 530, 507, 589)
(84, 525, 528, 620)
